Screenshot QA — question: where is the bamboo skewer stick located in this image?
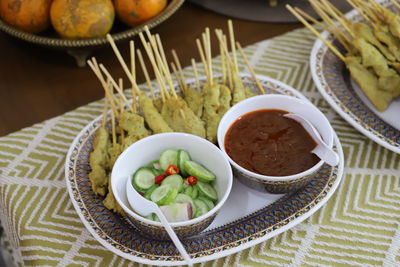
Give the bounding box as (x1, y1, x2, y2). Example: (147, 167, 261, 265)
(171, 62, 185, 91)
(99, 64, 134, 112)
(286, 4, 345, 62)
(310, 0, 352, 45)
(215, 29, 235, 90)
(144, 28, 178, 99)
(171, 50, 187, 91)
(106, 34, 140, 95)
(294, 7, 324, 28)
(129, 41, 137, 113)
(191, 58, 201, 89)
(196, 39, 210, 81)
(317, 0, 354, 37)
(220, 34, 227, 85)
(346, 0, 377, 29)
(118, 78, 125, 145)
(139, 32, 168, 102)
(102, 98, 108, 127)
(236, 42, 265, 94)
(137, 49, 156, 100)
(144, 40, 169, 100)
(107, 79, 117, 146)
(228, 20, 239, 74)
(87, 59, 118, 116)
(204, 28, 213, 85)
(390, 0, 400, 10)
(156, 34, 171, 75)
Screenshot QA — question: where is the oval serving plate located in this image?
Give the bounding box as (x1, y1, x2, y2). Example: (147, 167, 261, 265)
(65, 75, 344, 266)
(310, 0, 400, 154)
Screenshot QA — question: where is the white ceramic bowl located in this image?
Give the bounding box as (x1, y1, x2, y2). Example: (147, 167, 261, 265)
(111, 132, 233, 240)
(217, 94, 334, 193)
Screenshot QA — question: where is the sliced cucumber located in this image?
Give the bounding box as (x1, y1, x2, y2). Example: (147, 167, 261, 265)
(147, 160, 160, 170)
(161, 174, 184, 192)
(198, 196, 215, 210)
(184, 186, 193, 197)
(184, 161, 216, 182)
(193, 199, 209, 218)
(150, 184, 177, 205)
(151, 168, 164, 176)
(178, 150, 191, 177)
(191, 185, 199, 199)
(159, 149, 178, 171)
(196, 181, 218, 201)
(133, 167, 155, 191)
(144, 184, 159, 200)
(175, 193, 196, 217)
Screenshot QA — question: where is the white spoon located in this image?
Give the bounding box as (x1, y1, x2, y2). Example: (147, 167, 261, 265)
(284, 113, 339, 166)
(125, 177, 193, 267)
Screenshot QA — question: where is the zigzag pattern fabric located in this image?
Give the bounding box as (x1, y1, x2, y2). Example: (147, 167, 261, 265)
(0, 27, 399, 266)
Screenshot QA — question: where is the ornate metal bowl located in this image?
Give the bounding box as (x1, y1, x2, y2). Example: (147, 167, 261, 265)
(0, 0, 184, 66)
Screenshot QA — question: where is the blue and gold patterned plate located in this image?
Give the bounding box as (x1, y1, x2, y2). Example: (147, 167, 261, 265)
(65, 75, 344, 265)
(310, 0, 400, 154)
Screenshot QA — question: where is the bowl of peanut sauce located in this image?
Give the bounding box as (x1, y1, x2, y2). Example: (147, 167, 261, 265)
(217, 94, 334, 194)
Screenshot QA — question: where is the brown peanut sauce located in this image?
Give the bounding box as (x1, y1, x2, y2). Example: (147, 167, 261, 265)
(225, 109, 319, 176)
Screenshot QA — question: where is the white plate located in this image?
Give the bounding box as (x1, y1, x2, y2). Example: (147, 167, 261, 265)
(65, 75, 344, 266)
(310, 0, 400, 154)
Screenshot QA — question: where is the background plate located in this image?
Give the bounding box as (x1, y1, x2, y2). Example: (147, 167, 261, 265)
(309, 0, 400, 154)
(65, 75, 344, 266)
(189, 0, 351, 23)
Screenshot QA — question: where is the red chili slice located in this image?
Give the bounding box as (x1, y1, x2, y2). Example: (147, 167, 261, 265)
(166, 164, 179, 175)
(187, 176, 198, 185)
(155, 174, 167, 184)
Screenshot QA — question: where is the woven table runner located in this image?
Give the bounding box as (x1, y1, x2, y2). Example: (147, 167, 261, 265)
(0, 27, 399, 267)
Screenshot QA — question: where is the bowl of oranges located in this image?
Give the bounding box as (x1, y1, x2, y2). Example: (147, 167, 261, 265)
(0, 0, 183, 66)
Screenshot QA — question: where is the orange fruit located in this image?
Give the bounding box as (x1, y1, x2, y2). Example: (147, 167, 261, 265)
(50, 0, 114, 39)
(0, 0, 52, 33)
(114, 0, 167, 26)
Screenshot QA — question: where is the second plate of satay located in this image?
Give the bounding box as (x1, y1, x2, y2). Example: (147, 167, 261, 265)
(288, 0, 400, 153)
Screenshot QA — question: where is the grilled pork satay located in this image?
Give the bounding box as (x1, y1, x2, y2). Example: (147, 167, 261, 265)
(171, 50, 204, 118)
(345, 56, 393, 111)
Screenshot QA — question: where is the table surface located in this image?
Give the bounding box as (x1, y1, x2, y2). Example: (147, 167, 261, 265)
(0, 2, 300, 137)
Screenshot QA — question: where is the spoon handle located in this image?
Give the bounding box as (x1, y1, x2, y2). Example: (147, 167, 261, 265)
(155, 209, 193, 267)
(313, 144, 339, 167)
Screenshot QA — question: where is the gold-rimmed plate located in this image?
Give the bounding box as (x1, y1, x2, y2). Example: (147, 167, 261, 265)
(65, 75, 344, 265)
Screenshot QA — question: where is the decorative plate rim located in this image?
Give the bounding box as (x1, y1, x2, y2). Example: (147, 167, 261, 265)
(309, 0, 400, 154)
(64, 74, 344, 266)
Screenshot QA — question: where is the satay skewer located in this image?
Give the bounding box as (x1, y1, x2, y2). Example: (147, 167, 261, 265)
(196, 39, 210, 81)
(228, 20, 239, 75)
(139, 33, 168, 100)
(236, 42, 265, 94)
(87, 59, 118, 116)
(316, 0, 354, 37)
(171, 62, 185, 91)
(118, 78, 126, 145)
(191, 58, 201, 89)
(171, 49, 188, 91)
(106, 34, 141, 95)
(389, 0, 400, 10)
(286, 4, 345, 62)
(99, 64, 134, 112)
(144, 28, 178, 99)
(106, 79, 117, 146)
(129, 41, 138, 113)
(310, 0, 352, 45)
(137, 49, 156, 100)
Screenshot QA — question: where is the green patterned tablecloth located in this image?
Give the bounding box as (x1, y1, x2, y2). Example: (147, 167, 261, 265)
(1, 28, 399, 267)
